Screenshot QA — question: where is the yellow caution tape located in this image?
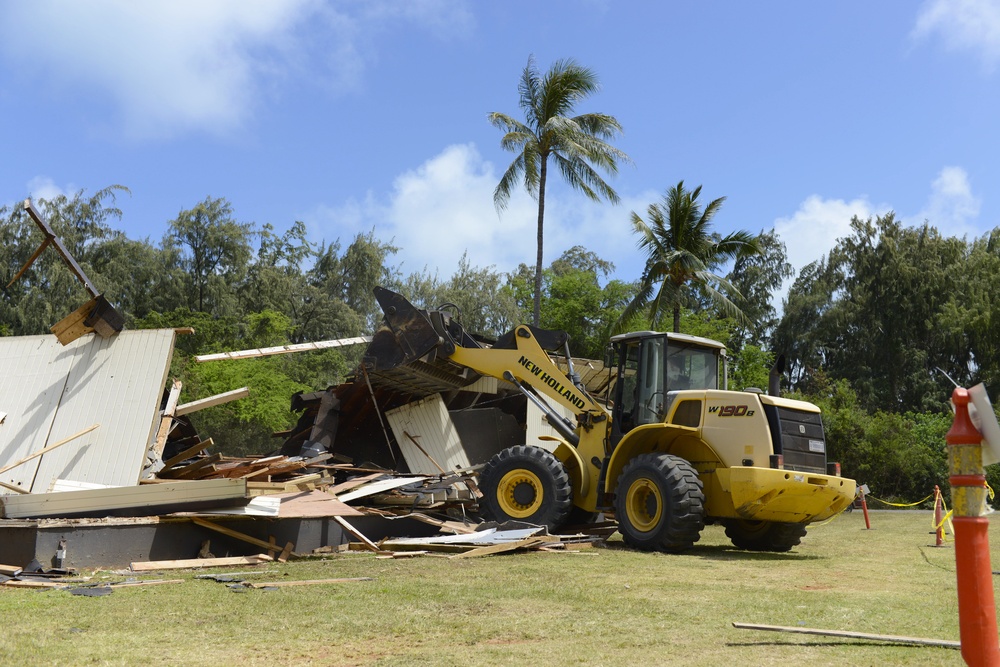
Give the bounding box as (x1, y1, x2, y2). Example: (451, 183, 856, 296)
(931, 491, 955, 541)
(867, 493, 933, 508)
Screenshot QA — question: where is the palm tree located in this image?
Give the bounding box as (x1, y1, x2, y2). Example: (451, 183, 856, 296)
(490, 55, 630, 326)
(618, 181, 761, 333)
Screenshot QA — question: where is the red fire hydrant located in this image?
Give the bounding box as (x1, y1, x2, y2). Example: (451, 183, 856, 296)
(947, 387, 1000, 666)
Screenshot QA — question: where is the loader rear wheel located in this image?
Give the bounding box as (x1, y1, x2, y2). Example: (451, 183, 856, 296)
(723, 519, 807, 552)
(614, 453, 705, 552)
(479, 446, 572, 529)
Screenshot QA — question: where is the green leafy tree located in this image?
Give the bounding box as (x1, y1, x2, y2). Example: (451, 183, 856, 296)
(166, 197, 254, 315)
(618, 181, 761, 334)
(541, 246, 631, 358)
(490, 55, 630, 326)
(726, 229, 793, 350)
(310, 231, 400, 332)
(775, 214, 968, 411)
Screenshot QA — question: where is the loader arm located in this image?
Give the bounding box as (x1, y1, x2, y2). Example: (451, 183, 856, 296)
(447, 326, 612, 512)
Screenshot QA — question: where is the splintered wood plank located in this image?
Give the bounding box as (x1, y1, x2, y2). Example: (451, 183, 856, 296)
(3, 579, 62, 589)
(175, 387, 250, 417)
(0, 424, 100, 477)
(50, 297, 98, 345)
(130, 554, 274, 572)
(327, 472, 385, 495)
(158, 454, 223, 480)
(152, 379, 183, 457)
(447, 537, 552, 559)
(333, 516, 382, 552)
(160, 439, 215, 471)
(191, 517, 295, 559)
(731, 623, 960, 649)
(194, 337, 370, 362)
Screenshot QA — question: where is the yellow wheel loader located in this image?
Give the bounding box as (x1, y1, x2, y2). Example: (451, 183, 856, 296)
(365, 287, 855, 553)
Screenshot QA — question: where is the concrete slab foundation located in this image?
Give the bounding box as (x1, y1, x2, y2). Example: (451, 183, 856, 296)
(0, 514, 444, 570)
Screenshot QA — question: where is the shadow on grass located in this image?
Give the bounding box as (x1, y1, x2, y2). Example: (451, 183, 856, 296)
(601, 541, 824, 562)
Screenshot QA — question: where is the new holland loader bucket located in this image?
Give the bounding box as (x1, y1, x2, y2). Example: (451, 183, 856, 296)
(364, 287, 449, 372)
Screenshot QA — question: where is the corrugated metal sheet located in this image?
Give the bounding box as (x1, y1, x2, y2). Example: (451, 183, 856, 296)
(385, 394, 470, 473)
(0, 330, 175, 494)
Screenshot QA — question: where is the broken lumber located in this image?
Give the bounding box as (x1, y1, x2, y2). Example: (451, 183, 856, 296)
(190, 517, 296, 561)
(160, 438, 214, 471)
(130, 554, 274, 572)
(731, 622, 960, 649)
(0, 564, 23, 576)
(333, 516, 382, 553)
(152, 379, 183, 457)
(0, 424, 100, 477)
(157, 453, 223, 480)
(175, 387, 250, 417)
(447, 536, 555, 559)
(194, 336, 370, 362)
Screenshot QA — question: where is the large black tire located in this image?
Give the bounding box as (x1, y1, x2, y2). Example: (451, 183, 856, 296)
(478, 446, 573, 529)
(723, 519, 807, 552)
(614, 453, 705, 552)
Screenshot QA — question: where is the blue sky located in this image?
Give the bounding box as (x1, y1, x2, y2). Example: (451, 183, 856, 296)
(1, 0, 997, 295)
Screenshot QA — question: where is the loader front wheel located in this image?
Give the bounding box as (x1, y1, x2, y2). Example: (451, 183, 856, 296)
(723, 519, 807, 552)
(479, 446, 572, 529)
(614, 453, 705, 552)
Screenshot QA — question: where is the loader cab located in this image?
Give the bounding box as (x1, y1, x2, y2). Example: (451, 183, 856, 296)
(609, 331, 727, 444)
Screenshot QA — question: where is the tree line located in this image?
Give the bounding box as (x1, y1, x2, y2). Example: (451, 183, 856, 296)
(2, 186, 997, 503)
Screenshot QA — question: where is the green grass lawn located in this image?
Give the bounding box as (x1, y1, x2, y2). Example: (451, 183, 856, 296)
(0, 510, 996, 666)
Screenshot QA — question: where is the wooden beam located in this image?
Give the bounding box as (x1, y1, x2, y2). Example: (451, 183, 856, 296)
(0, 479, 29, 494)
(447, 537, 554, 559)
(190, 517, 296, 560)
(730, 623, 960, 649)
(130, 554, 273, 572)
(194, 336, 370, 362)
(157, 454, 222, 480)
(403, 431, 448, 475)
(49, 297, 99, 345)
(0, 424, 100, 478)
(0, 564, 23, 576)
(24, 199, 99, 297)
(152, 379, 182, 457)
(6, 237, 51, 289)
(248, 578, 373, 588)
(333, 516, 382, 553)
(175, 388, 250, 417)
(160, 438, 214, 471)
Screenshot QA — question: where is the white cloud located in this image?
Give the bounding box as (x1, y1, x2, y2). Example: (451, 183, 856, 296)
(774, 195, 887, 275)
(0, 1, 473, 140)
(909, 165, 981, 235)
(307, 143, 640, 282)
(913, 0, 1000, 67)
(25, 177, 72, 203)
